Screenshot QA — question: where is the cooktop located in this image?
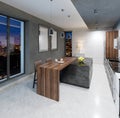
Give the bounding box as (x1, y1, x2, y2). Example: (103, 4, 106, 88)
(108, 58, 120, 62)
(109, 61, 120, 73)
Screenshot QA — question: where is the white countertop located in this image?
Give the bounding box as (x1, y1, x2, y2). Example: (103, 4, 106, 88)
(115, 72, 120, 79)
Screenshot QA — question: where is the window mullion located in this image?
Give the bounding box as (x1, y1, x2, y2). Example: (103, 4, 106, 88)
(6, 17, 10, 79)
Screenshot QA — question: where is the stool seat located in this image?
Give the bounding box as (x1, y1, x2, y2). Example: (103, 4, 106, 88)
(46, 58, 52, 63)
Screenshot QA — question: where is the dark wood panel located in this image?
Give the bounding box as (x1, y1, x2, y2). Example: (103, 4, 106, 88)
(45, 63, 58, 98)
(106, 31, 118, 59)
(50, 69, 59, 101)
(106, 32, 109, 58)
(45, 68, 51, 98)
(40, 67, 45, 96)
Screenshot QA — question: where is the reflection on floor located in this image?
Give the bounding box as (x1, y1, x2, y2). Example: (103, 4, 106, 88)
(0, 64, 118, 118)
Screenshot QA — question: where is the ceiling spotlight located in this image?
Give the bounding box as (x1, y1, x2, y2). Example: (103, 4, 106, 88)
(49, 28, 54, 36)
(61, 9, 64, 12)
(94, 9, 98, 14)
(68, 15, 71, 18)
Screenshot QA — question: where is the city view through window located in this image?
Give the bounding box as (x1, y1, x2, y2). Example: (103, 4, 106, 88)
(0, 15, 24, 81)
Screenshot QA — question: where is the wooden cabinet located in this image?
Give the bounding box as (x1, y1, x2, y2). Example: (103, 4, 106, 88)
(106, 31, 118, 59)
(65, 31, 72, 57)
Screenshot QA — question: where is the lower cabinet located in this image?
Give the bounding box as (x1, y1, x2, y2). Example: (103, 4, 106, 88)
(104, 59, 114, 96)
(113, 73, 120, 115)
(104, 59, 119, 116)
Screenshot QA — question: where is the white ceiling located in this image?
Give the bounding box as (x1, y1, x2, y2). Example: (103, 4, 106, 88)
(0, 0, 87, 30)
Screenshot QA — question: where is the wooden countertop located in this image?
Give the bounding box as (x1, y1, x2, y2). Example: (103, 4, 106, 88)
(37, 57, 77, 101)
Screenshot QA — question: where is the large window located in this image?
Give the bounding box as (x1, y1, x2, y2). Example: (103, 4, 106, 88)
(0, 15, 24, 82)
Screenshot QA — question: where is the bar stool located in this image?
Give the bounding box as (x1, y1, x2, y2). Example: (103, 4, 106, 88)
(33, 60, 42, 88)
(46, 58, 52, 63)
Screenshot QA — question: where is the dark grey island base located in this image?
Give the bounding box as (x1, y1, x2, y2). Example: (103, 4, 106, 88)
(60, 58, 93, 88)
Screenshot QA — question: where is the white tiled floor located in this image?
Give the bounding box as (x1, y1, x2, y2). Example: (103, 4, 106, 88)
(0, 64, 118, 118)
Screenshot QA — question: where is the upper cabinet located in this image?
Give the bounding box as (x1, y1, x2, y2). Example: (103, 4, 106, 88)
(106, 31, 118, 59)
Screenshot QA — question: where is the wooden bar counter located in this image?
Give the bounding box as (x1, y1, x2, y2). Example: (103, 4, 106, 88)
(37, 57, 76, 101)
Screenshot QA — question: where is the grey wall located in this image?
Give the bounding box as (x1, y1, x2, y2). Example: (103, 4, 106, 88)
(0, 2, 65, 74)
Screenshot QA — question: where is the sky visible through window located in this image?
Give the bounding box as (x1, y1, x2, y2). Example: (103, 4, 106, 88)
(0, 15, 21, 47)
(0, 15, 24, 80)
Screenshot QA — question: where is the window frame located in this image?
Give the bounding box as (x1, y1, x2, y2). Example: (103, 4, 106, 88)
(0, 14, 25, 81)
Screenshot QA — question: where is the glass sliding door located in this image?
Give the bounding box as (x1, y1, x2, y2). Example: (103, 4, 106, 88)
(0, 15, 7, 81)
(0, 15, 24, 82)
(9, 18, 24, 78)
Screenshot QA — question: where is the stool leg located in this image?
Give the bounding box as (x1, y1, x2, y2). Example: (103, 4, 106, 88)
(33, 70, 36, 88)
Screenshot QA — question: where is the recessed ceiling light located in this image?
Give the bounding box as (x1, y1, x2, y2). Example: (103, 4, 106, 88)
(68, 15, 71, 18)
(94, 9, 98, 14)
(61, 9, 64, 12)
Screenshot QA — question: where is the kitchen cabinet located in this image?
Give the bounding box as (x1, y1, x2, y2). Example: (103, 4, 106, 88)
(104, 59, 114, 95)
(104, 59, 119, 116)
(106, 31, 118, 59)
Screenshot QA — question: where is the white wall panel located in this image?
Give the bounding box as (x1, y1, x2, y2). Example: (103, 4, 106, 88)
(72, 29, 106, 64)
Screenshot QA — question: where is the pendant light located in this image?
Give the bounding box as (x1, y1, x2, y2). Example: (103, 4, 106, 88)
(60, 9, 65, 38)
(49, 0, 54, 36)
(49, 27, 54, 36)
(60, 32, 65, 38)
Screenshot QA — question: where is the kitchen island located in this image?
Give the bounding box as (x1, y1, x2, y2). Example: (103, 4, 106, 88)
(60, 58, 93, 88)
